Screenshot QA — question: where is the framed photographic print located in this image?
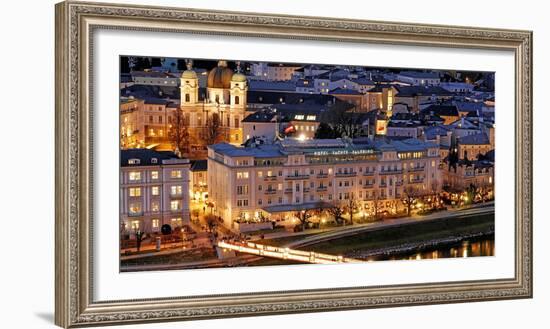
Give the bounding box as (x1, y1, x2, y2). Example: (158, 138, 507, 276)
(55, 1, 533, 327)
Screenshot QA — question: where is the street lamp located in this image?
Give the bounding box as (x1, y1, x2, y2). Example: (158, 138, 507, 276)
(181, 227, 185, 249)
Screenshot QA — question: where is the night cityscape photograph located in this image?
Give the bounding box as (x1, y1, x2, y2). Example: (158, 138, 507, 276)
(119, 56, 495, 272)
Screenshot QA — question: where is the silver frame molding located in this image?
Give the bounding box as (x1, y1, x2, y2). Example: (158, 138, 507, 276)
(55, 1, 533, 327)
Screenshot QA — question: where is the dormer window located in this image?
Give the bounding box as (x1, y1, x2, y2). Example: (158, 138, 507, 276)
(151, 158, 158, 164)
(128, 158, 140, 165)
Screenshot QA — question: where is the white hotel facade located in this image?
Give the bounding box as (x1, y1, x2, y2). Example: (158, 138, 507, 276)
(208, 138, 441, 231)
(120, 149, 190, 236)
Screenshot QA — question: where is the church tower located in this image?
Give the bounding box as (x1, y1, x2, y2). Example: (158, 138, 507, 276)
(180, 59, 198, 106)
(230, 61, 248, 110)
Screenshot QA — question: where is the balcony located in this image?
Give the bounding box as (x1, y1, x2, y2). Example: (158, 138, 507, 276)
(408, 166, 426, 172)
(263, 175, 278, 181)
(362, 184, 374, 189)
(363, 171, 376, 176)
(128, 211, 143, 217)
(284, 188, 293, 193)
(170, 193, 183, 198)
(303, 187, 311, 193)
(410, 177, 425, 183)
(285, 174, 310, 180)
(316, 173, 328, 178)
(316, 186, 328, 192)
(335, 172, 357, 177)
(395, 181, 404, 186)
(379, 169, 403, 175)
(264, 189, 277, 195)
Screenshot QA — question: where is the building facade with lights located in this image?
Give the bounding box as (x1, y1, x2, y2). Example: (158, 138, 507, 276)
(120, 60, 249, 158)
(120, 149, 190, 237)
(180, 60, 249, 158)
(207, 138, 441, 231)
(441, 159, 494, 202)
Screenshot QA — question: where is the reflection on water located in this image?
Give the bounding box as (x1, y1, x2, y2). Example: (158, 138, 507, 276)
(365, 236, 494, 261)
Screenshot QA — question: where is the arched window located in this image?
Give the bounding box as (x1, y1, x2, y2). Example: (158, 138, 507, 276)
(185, 93, 190, 102)
(235, 95, 240, 105)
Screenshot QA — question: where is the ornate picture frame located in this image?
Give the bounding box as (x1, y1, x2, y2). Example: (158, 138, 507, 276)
(55, 1, 532, 327)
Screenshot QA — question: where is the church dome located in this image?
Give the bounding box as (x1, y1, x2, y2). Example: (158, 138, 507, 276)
(231, 72, 247, 83)
(181, 69, 197, 79)
(207, 60, 234, 89)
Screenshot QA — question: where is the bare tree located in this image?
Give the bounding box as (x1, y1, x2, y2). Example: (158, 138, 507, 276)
(135, 230, 145, 252)
(204, 214, 218, 232)
(293, 209, 314, 231)
(344, 193, 359, 225)
(321, 102, 363, 138)
(403, 185, 421, 216)
(371, 191, 383, 221)
(429, 181, 440, 209)
(326, 201, 345, 225)
(478, 180, 492, 202)
(205, 113, 222, 145)
(169, 109, 189, 156)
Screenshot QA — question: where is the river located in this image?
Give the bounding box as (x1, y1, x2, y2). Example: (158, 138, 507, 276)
(359, 235, 494, 261)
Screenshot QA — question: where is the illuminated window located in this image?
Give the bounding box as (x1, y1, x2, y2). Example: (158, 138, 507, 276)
(129, 171, 141, 181)
(128, 158, 140, 165)
(151, 186, 160, 196)
(237, 199, 249, 207)
(128, 202, 142, 215)
(171, 170, 182, 178)
(171, 217, 182, 226)
(237, 185, 249, 195)
(170, 200, 181, 211)
(130, 220, 140, 230)
(151, 171, 159, 180)
(295, 115, 305, 120)
(306, 115, 316, 121)
(151, 201, 160, 212)
(129, 187, 141, 197)
(236, 172, 249, 179)
(152, 219, 160, 229)
(170, 185, 182, 196)
(257, 171, 263, 178)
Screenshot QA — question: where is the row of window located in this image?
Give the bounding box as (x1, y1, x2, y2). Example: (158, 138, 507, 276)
(237, 187, 407, 208)
(235, 163, 433, 180)
(128, 199, 183, 214)
(236, 175, 427, 195)
(128, 185, 183, 197)
(127, 170, 182, 182)
(127, 217, 182, 231)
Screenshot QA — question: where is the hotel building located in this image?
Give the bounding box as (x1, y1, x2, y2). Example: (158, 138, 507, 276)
(208, 138, 441, 231)
(120, 149, 190, 236)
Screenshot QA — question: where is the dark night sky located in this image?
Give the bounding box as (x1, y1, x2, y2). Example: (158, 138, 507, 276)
(119, 56, 494, 83)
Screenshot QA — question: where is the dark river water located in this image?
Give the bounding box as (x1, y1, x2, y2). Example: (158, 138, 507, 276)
(362, 235, 495, 261)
